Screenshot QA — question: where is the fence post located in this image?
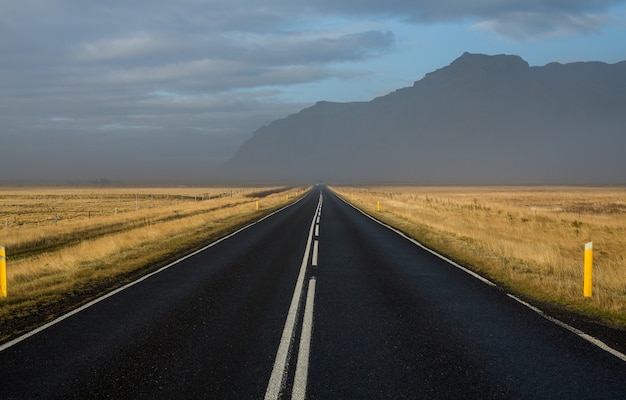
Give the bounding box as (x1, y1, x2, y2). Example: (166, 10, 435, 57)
(584, 242, 593, 297)
(0, 246, 6, 298)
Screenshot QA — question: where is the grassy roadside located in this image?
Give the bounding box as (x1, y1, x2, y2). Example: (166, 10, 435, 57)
(331, 186, 626, 329)
(0, 186, 309, 342)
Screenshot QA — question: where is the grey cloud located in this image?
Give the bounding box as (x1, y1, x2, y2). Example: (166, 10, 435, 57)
(228, 30, 395, 65)
(99, 62, 340, 94)
(304, 0, 621, 18)
(75, 34, 174, 62)
(473, 12, 612, 40)
(298, 0, 622, 38)
(3, 1, 623, 39)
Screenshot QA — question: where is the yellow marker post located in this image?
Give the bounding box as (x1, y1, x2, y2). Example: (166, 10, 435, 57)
(0, 246, 6, 298)
(584, 241, 593, 297)
(377, 201, 381, 212)
(256, 201, 259, 211)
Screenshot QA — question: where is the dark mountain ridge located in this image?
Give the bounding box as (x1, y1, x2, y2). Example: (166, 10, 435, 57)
(220, 52, 626, 184)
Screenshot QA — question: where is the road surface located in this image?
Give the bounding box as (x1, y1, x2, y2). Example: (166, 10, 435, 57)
(1, 186, 625, 399)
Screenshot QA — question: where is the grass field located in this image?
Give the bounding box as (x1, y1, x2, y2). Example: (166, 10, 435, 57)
(0, 186, 307, 340)
(332, 186, 626, 327)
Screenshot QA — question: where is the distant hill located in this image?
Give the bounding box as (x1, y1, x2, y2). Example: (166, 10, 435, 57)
(219, 52, 626, 184)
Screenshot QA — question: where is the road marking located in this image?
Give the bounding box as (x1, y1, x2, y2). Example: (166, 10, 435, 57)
(292, 277, 316, 400)
(0, 192, 311, 353)
(333, 190, 626, 364)
(312, 240, 319, 267)
(265, 194, 322, 400)
(337, 193, 496, 287)
(506, 293, 626, 362)
(315, 224, 319, 237)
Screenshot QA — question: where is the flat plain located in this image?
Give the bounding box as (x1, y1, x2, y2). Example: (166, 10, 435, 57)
(0, 186, 304, 341)
(332, 186, 626, 327)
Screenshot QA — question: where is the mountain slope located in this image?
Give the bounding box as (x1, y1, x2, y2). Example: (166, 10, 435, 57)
(220, 52, 626, 184)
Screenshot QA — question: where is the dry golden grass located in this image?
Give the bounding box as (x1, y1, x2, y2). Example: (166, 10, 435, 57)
(0, 187, 270, 258)
(332, 186, 626, 326)
(0, 186, 307, 338)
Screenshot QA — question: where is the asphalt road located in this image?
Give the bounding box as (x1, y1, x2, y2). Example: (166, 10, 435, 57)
(1, 186, 626, 399)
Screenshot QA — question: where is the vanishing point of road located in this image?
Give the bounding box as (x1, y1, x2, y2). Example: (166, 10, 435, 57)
(1, 186, 625, 399)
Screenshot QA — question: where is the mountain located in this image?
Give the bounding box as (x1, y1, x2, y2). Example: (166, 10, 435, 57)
(219, 52, 626, 184)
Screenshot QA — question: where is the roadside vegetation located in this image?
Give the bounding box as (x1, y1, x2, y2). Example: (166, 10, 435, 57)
(0, 186, 307, 341)
(332, 186, 626, 327)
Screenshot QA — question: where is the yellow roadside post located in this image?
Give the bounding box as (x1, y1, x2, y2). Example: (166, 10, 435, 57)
(256, 201, 259, 211)
(584, 242, 593, 297)
(0, 246, 6, 298)
(377, 201, 381, 212)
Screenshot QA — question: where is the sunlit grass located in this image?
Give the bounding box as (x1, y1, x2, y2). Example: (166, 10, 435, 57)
(332, 186, 626, 326)
(0, 186, 308, 338)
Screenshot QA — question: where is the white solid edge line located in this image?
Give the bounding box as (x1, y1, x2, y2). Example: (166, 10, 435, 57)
(333, 190, 626, 363)
(506, 293, 626, 362)
(0, 192, 310, 353)
(265, 194, 322, 400)
(292, 277, 316, 400)
(336, 193, 495, 287)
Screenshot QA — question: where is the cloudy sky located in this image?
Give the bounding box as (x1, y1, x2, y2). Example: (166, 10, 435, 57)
(2, 1, 626, 182)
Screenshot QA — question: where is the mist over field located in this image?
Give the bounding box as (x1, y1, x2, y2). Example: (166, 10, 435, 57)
(1, 129, 241, 184)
